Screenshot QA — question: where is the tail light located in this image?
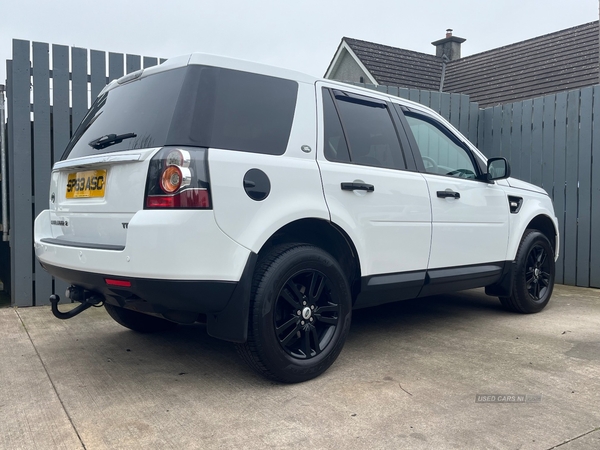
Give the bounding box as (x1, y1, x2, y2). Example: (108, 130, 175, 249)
(161, 165, 190, 193)
(145, 147, 211, 209)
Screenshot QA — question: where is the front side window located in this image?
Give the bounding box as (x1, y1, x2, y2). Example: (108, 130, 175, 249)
(322, 89, 406, 170)
(404, 113, 477, 179)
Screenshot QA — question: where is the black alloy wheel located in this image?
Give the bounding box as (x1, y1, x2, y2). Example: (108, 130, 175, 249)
(524, 242, 553, 301)
(274, 269, 341, 359)
(237, 244, 352, 383)
(499, 230, 555, 314)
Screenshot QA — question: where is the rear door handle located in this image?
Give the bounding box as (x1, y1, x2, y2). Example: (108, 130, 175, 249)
(341, 182, 375, 192)
(437, 190, 460, 199)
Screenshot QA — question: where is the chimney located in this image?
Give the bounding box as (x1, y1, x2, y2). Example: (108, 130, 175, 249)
(431, 28, 466, 61)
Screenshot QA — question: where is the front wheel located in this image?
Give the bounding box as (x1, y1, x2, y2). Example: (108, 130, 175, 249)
(500, 230, 555, 313)
(237, 245, 352, 383)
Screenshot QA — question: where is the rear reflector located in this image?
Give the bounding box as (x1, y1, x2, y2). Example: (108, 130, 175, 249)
(146, 188, 210, 209)
(105, 278, 132, 287)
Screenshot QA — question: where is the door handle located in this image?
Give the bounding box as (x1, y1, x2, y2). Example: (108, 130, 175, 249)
(341, 182, 375, 192)
(437, 190, 460, 199)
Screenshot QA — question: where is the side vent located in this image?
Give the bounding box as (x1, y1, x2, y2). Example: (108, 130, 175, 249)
(508, 196, 523, 214)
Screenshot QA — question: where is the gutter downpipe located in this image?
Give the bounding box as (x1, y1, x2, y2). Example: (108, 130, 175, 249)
(0, 84, 8, 242)
(439, 54, 449, 92)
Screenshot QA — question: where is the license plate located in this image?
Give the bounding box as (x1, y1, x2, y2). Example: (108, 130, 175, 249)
(66, 170, 107, 198)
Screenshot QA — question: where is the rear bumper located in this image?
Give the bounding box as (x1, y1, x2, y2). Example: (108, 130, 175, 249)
(34, 208, 255, 342)
(39, 262, 236, 314)
(39, 256, 256, 343)
(34, 209, 250, 281)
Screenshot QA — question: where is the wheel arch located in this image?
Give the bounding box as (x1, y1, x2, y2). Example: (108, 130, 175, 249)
(255, 218, 362, 304)
(487, 213, 558, 299)
(525, 214, 558, 257)
(209, 218, 362, 343)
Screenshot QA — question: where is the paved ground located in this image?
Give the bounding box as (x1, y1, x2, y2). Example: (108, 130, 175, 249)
(1, 285, 599, 450)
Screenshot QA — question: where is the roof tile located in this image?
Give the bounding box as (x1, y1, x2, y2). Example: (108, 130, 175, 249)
(342, 21, 599, 108)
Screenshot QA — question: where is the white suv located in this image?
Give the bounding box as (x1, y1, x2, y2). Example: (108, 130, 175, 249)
(34, 54, 559, 383)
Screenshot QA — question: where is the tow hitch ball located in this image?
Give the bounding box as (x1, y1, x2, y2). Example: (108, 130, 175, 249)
(49, 286, 105, 320)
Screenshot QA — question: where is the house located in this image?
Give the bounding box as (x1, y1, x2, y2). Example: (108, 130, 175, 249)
(325, 21, 599, 108)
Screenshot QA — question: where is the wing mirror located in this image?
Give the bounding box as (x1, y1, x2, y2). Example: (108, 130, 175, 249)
(486, 157, 511, 181)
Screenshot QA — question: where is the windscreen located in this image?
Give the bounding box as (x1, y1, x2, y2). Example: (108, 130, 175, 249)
(63, 65, 299, 160)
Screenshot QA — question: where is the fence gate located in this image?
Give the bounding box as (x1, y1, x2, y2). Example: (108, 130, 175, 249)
(6, 39, 162, 306)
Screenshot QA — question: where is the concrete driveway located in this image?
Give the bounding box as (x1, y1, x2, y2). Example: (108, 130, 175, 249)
(1, 285, 599, 450)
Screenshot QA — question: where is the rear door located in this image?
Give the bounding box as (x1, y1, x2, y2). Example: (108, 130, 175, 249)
(48, 66, 191, 249)
(316, 84, 432, 307)
(49, 150, 156, 249)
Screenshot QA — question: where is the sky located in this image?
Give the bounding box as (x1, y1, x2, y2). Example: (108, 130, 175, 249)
(0, 0, 598, 85)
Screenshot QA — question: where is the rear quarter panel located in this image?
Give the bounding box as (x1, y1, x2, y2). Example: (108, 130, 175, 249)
(208, 81, 330, 252)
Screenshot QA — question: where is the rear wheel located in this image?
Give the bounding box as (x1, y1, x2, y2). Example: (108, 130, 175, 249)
(104, 303, 178, 333)
(500, 230, 555, 313)
(237, 245, 352, 383)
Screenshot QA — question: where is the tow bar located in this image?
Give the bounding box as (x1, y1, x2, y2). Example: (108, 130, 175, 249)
(49, 286, 105, 320)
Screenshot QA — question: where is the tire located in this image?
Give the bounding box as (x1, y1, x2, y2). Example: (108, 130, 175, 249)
(500, 230, 555, 313)
(237, 245, 352, 383)
(104, 303, 178, 333)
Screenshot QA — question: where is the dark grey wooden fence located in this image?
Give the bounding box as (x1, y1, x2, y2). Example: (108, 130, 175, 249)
(6, 39, 162, 306)
(353, 83, 600, 289)
(3, 40, 599, 307)
(477, 87, 600, 289)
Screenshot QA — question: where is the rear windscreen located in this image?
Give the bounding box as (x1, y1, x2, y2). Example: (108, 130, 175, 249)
(63, 65, 299, 160)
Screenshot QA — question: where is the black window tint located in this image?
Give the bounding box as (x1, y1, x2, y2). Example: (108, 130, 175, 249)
(64, 68, 187, 159)
(334, 94, 405, 170)
(322, 88, 350, 162)
(63, 66, 298, 160)
(404, 113, 477, 179)
(193, 67, 298, 155)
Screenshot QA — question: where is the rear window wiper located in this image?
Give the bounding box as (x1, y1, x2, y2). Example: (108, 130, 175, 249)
(89, 132, 137, 150)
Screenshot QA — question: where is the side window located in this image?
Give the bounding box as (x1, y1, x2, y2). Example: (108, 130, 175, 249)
(203, 67, 298, 155)
(323, 89, 406, 170)
(404, 113, 477, 179)
(322, 88, 351, 162)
